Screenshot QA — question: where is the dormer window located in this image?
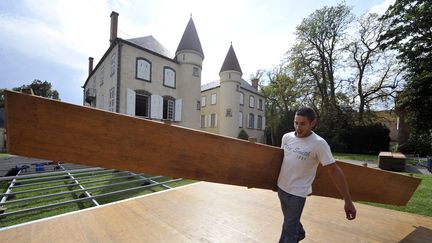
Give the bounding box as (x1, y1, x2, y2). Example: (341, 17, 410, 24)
(163, 67, 176, 88)
(136, 58, 151, 81)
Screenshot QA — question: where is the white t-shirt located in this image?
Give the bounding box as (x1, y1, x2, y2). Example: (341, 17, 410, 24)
(277, 131, 335, 198)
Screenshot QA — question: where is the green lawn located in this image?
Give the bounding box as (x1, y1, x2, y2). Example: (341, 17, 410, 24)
(333, 152, 378, 162)
(0, 152, 9, 158)
(0, 171, 196, 228)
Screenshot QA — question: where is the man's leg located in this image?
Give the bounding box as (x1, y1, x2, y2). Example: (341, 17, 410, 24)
(278, 188, 306, 243)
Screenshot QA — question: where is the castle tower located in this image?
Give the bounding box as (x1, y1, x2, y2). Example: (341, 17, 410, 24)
(219, 44, 242, 138)
(175, 16, 204, 129)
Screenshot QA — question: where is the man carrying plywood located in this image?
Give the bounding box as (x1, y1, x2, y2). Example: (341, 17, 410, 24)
(277, 107, 357, 242)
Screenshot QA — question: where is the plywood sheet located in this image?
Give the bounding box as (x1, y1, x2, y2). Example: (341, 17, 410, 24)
(4, 91, 421, 205)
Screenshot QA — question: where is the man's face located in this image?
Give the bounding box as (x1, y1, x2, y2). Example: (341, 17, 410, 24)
(294, 115, 316, 138)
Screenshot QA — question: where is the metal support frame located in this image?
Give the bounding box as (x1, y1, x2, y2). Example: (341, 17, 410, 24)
(0, 178, 182, 218)
(58, 165, 99, 207)
(0, 170, 22, 205)
(0, 167, 105, 181)
(0, 176, 163, 206)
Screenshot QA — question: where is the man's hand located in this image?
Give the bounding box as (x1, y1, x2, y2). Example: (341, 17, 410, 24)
(325, 163, 357, 220)
(344, 200, 356, 220)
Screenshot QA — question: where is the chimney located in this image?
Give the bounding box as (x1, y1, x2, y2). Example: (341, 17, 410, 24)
(88, 57, 94, 76)
(110, 11, 119, 45)
(251, 78, 259, 90)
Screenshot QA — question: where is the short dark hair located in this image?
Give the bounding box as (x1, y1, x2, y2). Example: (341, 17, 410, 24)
(296, 107, 316, 122)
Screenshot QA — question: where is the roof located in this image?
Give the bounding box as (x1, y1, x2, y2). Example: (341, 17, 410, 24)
(126, 36, 174, 58)
(175, 17, 204, 58)
(201, 79, 264, 97)
(219, 44, 242, 74)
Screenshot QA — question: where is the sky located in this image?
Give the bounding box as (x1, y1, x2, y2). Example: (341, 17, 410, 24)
(0, 0, 394, 105)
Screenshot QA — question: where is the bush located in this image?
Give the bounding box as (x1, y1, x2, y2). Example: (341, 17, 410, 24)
(340, 123, 390, 154)
(238, 129, 249, 140)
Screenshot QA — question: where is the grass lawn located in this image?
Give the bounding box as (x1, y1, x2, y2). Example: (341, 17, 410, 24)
(0, 152, 9, 158)
(333, 152, 378, 162)
(0, 171, 196, 228)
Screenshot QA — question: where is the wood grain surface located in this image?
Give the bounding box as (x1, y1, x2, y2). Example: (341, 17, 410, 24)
(1, 182, 431, 243)
(4, 90, 421, 205)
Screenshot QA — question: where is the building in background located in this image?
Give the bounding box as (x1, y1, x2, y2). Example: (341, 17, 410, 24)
(83, 12, 203, 129)
(200, 45, 266, 143)
(83, 12, 265, 142)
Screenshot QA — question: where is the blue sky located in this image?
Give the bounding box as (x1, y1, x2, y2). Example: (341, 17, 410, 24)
(0, 0, 394, 105)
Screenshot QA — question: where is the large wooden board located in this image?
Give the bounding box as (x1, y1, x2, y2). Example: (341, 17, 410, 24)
(4, 91, 420, 205)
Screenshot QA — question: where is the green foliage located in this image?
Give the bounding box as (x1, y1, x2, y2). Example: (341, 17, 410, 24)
(291, 2, 354, 116)
(237, 129, 249, 140)
(340, 123, 390, 154)
(0, 89, 4, 108)
(398, 130, 432, 156)
(380, 0, 432, 154)
(12, 79, 60, 100)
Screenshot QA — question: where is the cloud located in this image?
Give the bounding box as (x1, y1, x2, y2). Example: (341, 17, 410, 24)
(369, 0, 395, 15)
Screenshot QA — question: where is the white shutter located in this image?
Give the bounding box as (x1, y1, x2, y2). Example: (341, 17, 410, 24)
(126, 89, 135, 116)
(262, 116, 266, 130)
(207, 114, 210, 127)
(215, 113, 218, 127)
(255, 115, 258, 129)
(246, 114, 249, 128)
(151, 94, 163, 119)
(174, 99, 182, 121)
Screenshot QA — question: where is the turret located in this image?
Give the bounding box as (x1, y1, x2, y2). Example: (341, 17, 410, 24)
(219, 44, 242, 137)
(175, 16, 204, 129)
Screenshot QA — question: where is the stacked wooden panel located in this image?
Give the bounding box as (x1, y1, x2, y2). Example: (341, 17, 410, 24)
(4, 91, 421, 205)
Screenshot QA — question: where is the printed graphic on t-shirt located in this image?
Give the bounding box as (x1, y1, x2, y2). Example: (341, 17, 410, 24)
(283, 144, 311, 161)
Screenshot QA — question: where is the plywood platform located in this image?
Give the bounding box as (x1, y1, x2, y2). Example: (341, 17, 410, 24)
(0, 182, 431, 242)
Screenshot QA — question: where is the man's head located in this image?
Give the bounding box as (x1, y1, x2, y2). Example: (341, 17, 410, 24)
(294, 107, 317, 138)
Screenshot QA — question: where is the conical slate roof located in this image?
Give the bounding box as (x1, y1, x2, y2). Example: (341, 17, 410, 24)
(175, 17, 204, 58)
(219, 44, 242, 74)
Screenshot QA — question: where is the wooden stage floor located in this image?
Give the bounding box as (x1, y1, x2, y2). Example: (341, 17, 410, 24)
(0, 182, 431, 242)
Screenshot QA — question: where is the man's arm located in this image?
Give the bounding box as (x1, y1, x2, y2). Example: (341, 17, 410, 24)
(324, 163, 357, 220)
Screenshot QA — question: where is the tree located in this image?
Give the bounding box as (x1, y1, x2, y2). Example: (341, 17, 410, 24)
(380, 0, 432, 154)
(259, 65, 304, 145)
(0, 89, 4, 108)
(347, 13, 403, 124)
(290, 3, 354, 121)
(13, 80, 60, 100)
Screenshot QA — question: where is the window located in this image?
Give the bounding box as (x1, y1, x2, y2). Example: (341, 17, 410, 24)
(211, 93, 217, 105)
(201, 115, 205, 128)
(110, 53, 116, 76)
(100, 66, 104, 86)
(257, 115, 263, 129)
(163, 67, 176, 88)
(258, 99, 263, 110)
(249, 95, 255, 108)
(239, 112, 243, 128)
(248, 113, 254, 128)
(210, 113, 217, 128)
(136, 92, 150, 117)
(136, 58, 151, 81)
(163, 96, 175, 120)
(239, 92, 244, 105)
(201, 96, 206, 107)
(108, 87, 115, 112)
(193, 67, 200, 77)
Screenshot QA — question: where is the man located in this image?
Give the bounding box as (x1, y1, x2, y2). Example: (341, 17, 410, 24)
(277, 107, 356, 242)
